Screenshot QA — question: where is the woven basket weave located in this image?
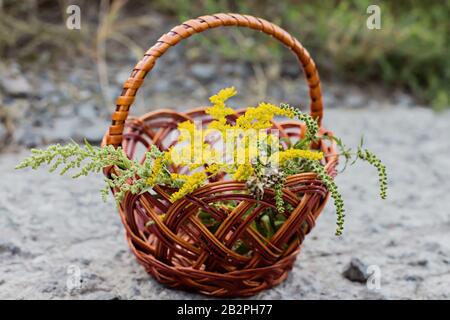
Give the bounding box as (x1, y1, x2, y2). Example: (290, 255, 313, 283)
(102, 13, 338, 297)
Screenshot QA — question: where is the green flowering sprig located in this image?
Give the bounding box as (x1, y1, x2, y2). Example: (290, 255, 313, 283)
(15, 141, 170, 203)
(322, 134, 388, 201)
(279, 103, 319, 146)
(305, 159, 345, 236)
(15, 140, 132, 175)
(356, 148, 387, 199)
(103, 145, 170, 202)
(280, 157, 345, 236)
(273, 181, 285, 214)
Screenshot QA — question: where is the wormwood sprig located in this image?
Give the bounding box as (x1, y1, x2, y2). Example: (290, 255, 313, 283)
(15, 141, 170, 203)
(104, 145, 171, 202)
(15, 140, 133, 174)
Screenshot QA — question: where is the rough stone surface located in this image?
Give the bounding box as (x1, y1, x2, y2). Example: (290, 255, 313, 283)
(1, 106, 450, 300)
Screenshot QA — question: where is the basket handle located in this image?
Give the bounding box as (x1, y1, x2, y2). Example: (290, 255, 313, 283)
(105, 13, 324, 147)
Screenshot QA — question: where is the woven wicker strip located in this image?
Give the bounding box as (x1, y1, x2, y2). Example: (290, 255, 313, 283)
(102, 13, 338, 297)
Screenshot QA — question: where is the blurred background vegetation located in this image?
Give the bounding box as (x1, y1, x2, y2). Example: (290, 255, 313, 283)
(0, 0, 449, 109)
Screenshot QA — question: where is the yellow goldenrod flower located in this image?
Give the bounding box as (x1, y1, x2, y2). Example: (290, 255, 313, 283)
(146, 157, 163, 186)
(168, 140, 215, 167)
(206, 87, 236, 120)
(168, 144, 190, 165)
(208, 87, 237, 109)
(236, 102, 294, 130)
(233, 163, 254, 181)
(188, 163, 203, 171)
(170, 172, 207, 202)
(271, 148, 323, 165)
(186, 162, 220, 173)
(206, 163, 221, 175)
(200, 143, 216, 164)
(163, 149, 174, 166)
(177, 120, 196, 142)
(207, 120, 233, 134)
(170, 173, 188, 181)
(206, 87, 236, 137)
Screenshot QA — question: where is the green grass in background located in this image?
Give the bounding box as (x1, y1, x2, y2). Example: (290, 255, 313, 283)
(154, 0, 450, 109)
(1, 0, 448, 109)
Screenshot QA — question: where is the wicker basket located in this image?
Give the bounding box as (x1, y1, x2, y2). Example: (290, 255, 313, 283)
(102, 13, 338, 297)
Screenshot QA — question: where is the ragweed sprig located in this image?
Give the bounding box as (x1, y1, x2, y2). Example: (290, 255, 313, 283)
(304, 159, 345, 236)
(279, 103, 319, 143)
(273, 180, 285, 214)
(357, 148, 387, 199)
(279, 157, 345, 235)
(322, 134, 388, 200)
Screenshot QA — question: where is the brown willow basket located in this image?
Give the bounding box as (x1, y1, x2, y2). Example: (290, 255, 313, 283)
(102, 13, 338, 297)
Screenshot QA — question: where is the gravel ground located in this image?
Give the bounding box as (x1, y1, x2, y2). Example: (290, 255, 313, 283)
(1, 105, 450, 300)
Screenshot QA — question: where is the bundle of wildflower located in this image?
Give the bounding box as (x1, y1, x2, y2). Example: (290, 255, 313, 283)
(16, 87, 387, 236)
